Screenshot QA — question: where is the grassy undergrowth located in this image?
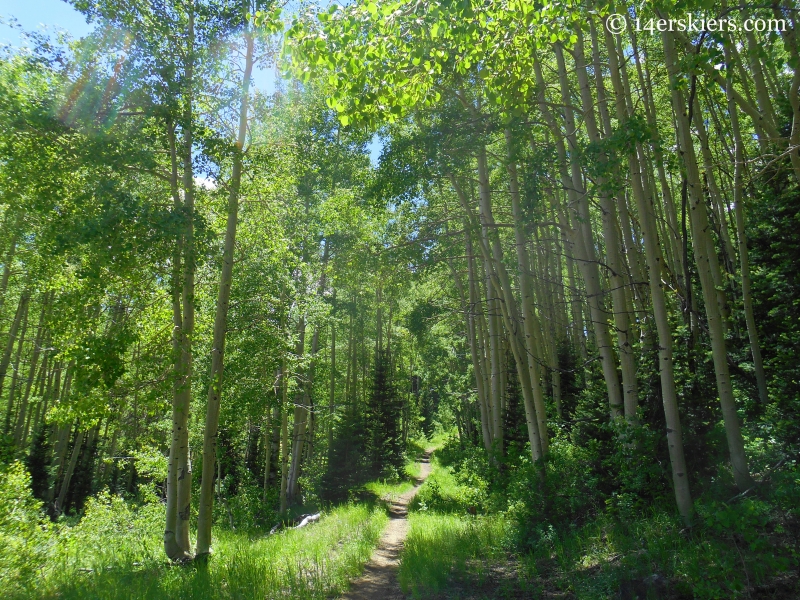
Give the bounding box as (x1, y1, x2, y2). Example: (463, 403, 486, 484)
(400, 455, 506, 597)
(518, 504, 796, 599)
(399, 513, 506, 597)
(1, 461, 388, 600)
(361, 443, 428, 502)
(398, 443, 800, 599)
(44, 502, 387, 600)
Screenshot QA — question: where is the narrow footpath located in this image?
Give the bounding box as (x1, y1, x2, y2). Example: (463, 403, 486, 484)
(340, 451, 433, 600)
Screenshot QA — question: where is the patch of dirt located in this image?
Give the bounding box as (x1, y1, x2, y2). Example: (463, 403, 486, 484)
(339, 451, 433, 600)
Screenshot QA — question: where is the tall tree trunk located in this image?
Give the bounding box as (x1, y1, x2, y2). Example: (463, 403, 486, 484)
(662, 29, 754, 492)
(164, 3, 197, 559)
(724, 43, 769, 405)
(55, 428, 85, 515)
(0, 211, 22, 314)
(2, 290, 29, 432)
(279, 359, 289, 514)
(534, 50, 624, 417)
(453, 225, 492, 452)
(460, 148, 546, 464)
(572, 35, 639, 421)
(262, 406, 272, 500)
(604, 22, 694, 523)
(506, 129, 550, 450)
(15, 293, 50, 446)
(328, 319, 335, 462)
(195, 30, 254, 557)
(287, 317, 307, 503)
(5, 296, 30, 433)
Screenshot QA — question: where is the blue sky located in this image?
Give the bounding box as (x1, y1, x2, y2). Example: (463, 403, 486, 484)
(0, 0, 381, 163)
(0, 0, 92, 44)
(0, 0, 281, 91)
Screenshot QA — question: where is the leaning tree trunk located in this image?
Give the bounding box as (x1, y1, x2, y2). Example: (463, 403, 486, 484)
(469, 149, 546, 463)
(5, 296, 30, 434)
(506, 129, 550, 449)
(0, 211, 22, 314)
(2, 291, 30, 430)
(533, 51, 624, 418)
(571, 37, 640, 421)
(662, 28, 754, 492)
(195, 30, 254, 558)
(724, 43, 769, 405)
(603, 22, 694, 524)
(55, 427, 85, 515)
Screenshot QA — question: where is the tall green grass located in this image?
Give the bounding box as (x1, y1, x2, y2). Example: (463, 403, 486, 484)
(399, 455, 506, 597)
(398, 513, 506, 596)
(45, 501, 385, 600)
(0, 474, 387, 600)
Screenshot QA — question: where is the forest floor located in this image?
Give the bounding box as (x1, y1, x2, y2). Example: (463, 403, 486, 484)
(340, 450, 433, 600)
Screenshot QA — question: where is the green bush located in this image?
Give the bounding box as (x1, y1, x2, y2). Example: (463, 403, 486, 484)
(0, 461, 53, 598)
(53, 487, 164, 573)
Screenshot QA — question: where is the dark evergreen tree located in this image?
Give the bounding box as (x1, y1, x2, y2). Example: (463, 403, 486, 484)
(503, 352, 527, 450)
(26, 424, 51, 501)
(320, 407, 369, 502)
(367, 348, 404, 475)
(420, 388, 438, 438)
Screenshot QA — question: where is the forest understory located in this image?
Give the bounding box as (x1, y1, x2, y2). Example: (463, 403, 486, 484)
(2, 0, 800, 598)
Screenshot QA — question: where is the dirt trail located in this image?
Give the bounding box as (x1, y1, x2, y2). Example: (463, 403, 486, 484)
(339, 451, 433, 600)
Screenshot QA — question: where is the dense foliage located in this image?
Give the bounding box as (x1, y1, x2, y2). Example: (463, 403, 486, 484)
(1, 0, 799, 597)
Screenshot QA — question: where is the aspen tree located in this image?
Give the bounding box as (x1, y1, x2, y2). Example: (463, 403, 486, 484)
(724, 43, 769, 405)
(506, 129, 550, 448)
(474, 146, 546, 461)
(571, 35, 640, 421)
(662, 29, 754, 492)
(535, 50, 624, 417)
(195, 27, 255, 557)
(603, 19, 694, 522)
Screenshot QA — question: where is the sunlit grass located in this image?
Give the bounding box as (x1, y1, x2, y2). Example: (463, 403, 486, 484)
(37, 503, 387, 600)
(363, 478, 415, 502)
(399, 513, 506, 596)
(398, 454, 506, 597)
(409, 455, 476, 514)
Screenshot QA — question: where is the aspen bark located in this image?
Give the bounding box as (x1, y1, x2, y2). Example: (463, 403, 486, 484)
(287, 317, 308, 503)
(2, 291, 29, 431)
(539, 49, 624, 417)
(279, 359, 289, 514)
(724, 44, 769, 405)
(604, 22, 694, 522)
(5, 297, 29, 433)
(0, 212, 22, 313)
(448, 240, 491, 452)
(15, 293, 49, 446)
(572, 35, 639, 421)
(328, 320, 335, 460)
(506, 129, 550, 449)
(55, 428, 85, 515)
(472, 150, 545, 463)
(262, 407, 272, 501)
(662, 30, 754, 492)
(195, 30, 254, 557)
